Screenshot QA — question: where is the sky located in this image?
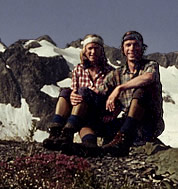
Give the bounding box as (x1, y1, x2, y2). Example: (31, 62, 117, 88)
(0, 0, 178, 54)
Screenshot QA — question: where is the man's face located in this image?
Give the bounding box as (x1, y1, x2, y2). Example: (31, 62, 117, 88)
(85, 43, 102, 63)
(123, 39, 143, 62)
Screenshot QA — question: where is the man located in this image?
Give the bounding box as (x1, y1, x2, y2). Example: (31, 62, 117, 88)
(99, 31, 165, 156)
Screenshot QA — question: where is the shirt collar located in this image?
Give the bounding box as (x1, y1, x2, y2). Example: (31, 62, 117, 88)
(122, 59, 143, 75)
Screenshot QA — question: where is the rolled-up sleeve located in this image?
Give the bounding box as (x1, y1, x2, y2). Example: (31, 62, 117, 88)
(98, 70, 120, 96)
(71, 67, 78, 91)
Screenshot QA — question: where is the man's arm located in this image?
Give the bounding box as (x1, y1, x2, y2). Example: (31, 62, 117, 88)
(106, 72, 155, 112)
(118, 72, 155, 91)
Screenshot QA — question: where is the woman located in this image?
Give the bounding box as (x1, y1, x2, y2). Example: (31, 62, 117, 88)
(43, 34, 113, 152)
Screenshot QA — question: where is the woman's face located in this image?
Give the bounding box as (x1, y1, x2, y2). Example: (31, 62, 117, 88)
(85, 42, 102, 63)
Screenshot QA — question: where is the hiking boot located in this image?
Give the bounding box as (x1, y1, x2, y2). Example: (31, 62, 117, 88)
(102, 131, 124, 148)
(60, 142, 103, 157)
(60, 134, 102, 157)
(102, 131, 130, 157)
(43, 122, 63, 149)
(48, 122, 63, 137)
(53, 122, 77, 146)
(102, 116, 139, 156)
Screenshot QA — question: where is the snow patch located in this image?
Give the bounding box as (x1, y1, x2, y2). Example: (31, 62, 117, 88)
(28, 40, 59, 57)
(0, 43, 6, 52)
(0, 99, 40, 141)
(57, 78, 71, 88)
(41, 84, 60, 98)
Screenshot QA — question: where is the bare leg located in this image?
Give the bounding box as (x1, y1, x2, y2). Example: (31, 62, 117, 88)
(55, 97, 72, 118)
(128, 98, 145, 121)
(80, 127, 95, 138)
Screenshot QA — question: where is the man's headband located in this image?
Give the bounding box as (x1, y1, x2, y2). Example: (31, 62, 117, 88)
(122, 33, 143, 43)
(81, 36, 104, 47)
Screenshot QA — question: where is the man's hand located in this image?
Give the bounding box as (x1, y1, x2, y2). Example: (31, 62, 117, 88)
(102, 106, 121, 123)
(106, 86, 122, 112)
(70, 90, 83, 106)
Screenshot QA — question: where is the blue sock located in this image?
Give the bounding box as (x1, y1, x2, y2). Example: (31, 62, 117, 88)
(82, 134, 97, 144)
(67, 115, 84, 128)
(52, 114, 65, 125)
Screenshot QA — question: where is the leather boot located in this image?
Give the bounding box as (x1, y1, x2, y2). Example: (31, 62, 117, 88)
(55, 101, 88, 145)
(53, 121, 77, 146)
(43, 122, 63, 149)
(60, 133, 103, 157)
(102, 131, 124, 148)
(102, 131, 130, 157)
(102, 117, 138, 157)
(60, 142, 103, 157)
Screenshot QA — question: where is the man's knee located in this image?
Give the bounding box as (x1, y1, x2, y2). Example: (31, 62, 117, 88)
(132, 87, 151, 108)
(132, 88, 145, 99)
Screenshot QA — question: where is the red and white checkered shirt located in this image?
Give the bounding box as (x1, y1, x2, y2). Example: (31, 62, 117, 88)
(71, 63, 112, 91)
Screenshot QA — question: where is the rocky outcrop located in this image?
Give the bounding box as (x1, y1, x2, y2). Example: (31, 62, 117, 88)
(0, 36, 70, 131)
(146, 52, 178, 68)
(0, 40, 7, 52)
(66, 38, 82, 49)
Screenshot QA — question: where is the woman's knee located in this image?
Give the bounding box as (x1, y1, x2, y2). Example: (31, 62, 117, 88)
(78, 87, 92, 96)
(59, 88, 72, 101)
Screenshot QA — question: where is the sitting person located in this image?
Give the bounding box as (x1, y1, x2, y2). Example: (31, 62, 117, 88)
(98, 30, 165, 156)
(43, 34, 113, 151)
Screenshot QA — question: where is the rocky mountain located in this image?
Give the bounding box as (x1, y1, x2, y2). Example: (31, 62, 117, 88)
(0, 35, 70, 137)
(0, 35, 177, 142)
(147, 52, 178, 69)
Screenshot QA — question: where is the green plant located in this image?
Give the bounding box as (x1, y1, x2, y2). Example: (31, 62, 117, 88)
(26, 120, 37, 142)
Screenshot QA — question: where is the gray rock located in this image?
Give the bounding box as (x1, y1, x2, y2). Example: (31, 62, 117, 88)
(0, 37, 70, 131)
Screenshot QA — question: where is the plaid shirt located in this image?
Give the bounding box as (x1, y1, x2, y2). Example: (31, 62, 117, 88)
(71, 63, 112, 91)
(98, 59, 165, 137)
(99, 59, 159, 111)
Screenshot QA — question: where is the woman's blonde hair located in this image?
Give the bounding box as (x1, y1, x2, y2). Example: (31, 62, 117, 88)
(80, 34, 107, 69)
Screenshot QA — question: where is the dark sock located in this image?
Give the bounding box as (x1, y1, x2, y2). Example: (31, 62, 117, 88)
(53, 114, 65, 125)
(82, 134, 97, 147)
(120, 116, 138, 134)
(67, 115, 84, 129)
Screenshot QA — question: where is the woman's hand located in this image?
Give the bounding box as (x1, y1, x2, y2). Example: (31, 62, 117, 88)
(106, 86, 122, 112)
(91, 86, 99, 94)
(70, 90, 83, 106)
